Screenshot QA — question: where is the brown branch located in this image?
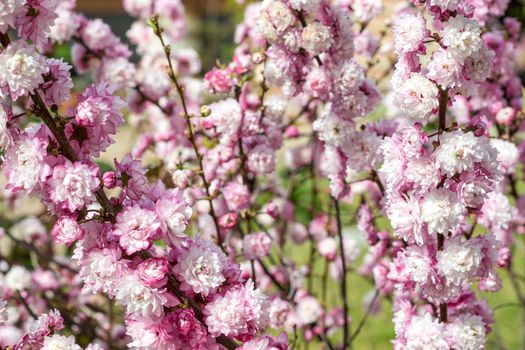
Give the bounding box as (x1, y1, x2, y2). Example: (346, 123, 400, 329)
(150, 16, 225, 252)
(333, 198, 350, 348)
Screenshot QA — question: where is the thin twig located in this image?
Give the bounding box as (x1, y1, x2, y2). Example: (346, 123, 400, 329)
(333, 198, 350, 348)
(150, 16, 225, 252)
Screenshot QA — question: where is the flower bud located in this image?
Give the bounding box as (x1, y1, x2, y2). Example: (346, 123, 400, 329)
(200, 104, 211, 117)
(102, 171, 117, 189)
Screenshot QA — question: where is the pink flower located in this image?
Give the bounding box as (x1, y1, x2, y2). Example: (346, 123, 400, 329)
(125, 317, 176, 350)
(137, 258, 169, 288)
(173, 237, 227, 296)
(112, 205, 161, 255)
(243, 232, 271, 260)
(170, 309, 208, 348)
(155, 188, 193, 237)
(102, 171, 116, 189)
(3, 129, 50, 193)
(16, 0, 59, 47)
(223, 181, 251, 212)
(219, 212, 238, 229)
(303, 67, 331, 98)
(204, 67, 234, 94)
(51, 216, 84, 246)
(247, 144, 276, 174)
(114, 154, 148, 200)
(240, 334, 289, 350)
(40, 58, 73, 107)
(79, 246, 127, 296)
(317, 237, 338, 261)
(48, 160, 100, 213)
(69, 81, 125, 157)
(205, 279, 269, 339)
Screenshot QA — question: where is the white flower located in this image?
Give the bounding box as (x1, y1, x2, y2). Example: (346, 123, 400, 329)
(208, 98, 242, 145)
(441, 15, 482, 63)
(49, 6, 79, 44)
(80, 248, 125, 296)
(295, 296, 322, 326)
(490, 138, 519, 174)
(426, 49, 462, 89)
(387, 195, 426, 245)
(115, 274, 167, 318)
(0, 41, 49, 101)
(342, 234, 360, 263)
(437, 237, 482, 285)
(353, 0, 383, 23)
(173, 238, 226, 296)
(268, 298, 291, 329)
(379, 138, 405, 191)
(288, 0, 321, 12)
(428, 0, 461, 11)
(405, 313, 449, 350)
(421, 188, 466, 235)
(404, 157, 440, 194)
(257, 0, 295, 42)
(263, 93, 287, 122)
(3, 134, 49, 193)
(446, 314, 486, 350)
(5, 265, 31, 291)
(42, 335, 82, 350)
(392, 12, 428, 53)
(98, 57, 136, 90)
(301, 22, 333, 56)
(395, 73, 439, 120)
(434, 130, 497, 177)
(313, 107, 355, 148)
(403, 247, 433, 284)
(343, 130, 382, 171)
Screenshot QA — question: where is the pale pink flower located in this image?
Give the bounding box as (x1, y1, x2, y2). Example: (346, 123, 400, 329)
(243, 232, 271, 260)
(0, 41, 48, 101)
(115, 273, 167, 318)
(112, 205, 161, 255)
(173, 237, 227, 296)
(137, 258, 169, 288)
(48, 160, 100, 213)
(205, 280, 269, 338)
(223, 181, 251, 212)
(16, 0, 59, 47)
(51, 216, 84, 246)
(40, 58, 73, 107)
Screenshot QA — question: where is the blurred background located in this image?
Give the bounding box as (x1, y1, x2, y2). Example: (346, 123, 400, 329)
(75, 0, 525, 74)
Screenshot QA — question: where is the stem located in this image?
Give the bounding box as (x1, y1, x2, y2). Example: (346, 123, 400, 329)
(16, 291, 38, 320)
(30, 92, 116, 220)
(438, 89, 448, 135)
(333, 198, 350, 348)
(151, 17, 224, 252)
(350, 290, 380, 342)
(436, 87, 449, 324)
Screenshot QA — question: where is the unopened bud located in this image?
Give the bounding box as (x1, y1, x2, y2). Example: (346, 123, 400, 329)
(200, 105, 211, 117)
(252, 52, 265, 65)
(102, 171, 116, 189)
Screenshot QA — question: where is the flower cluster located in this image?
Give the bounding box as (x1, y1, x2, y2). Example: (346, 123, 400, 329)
(0, 0, 523, 349)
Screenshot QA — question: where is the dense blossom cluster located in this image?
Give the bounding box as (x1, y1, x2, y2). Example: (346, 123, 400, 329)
(0, 0, 523, 349)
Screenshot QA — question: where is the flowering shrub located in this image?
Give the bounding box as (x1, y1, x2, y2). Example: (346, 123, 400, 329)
(0, 0, 523, 349)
